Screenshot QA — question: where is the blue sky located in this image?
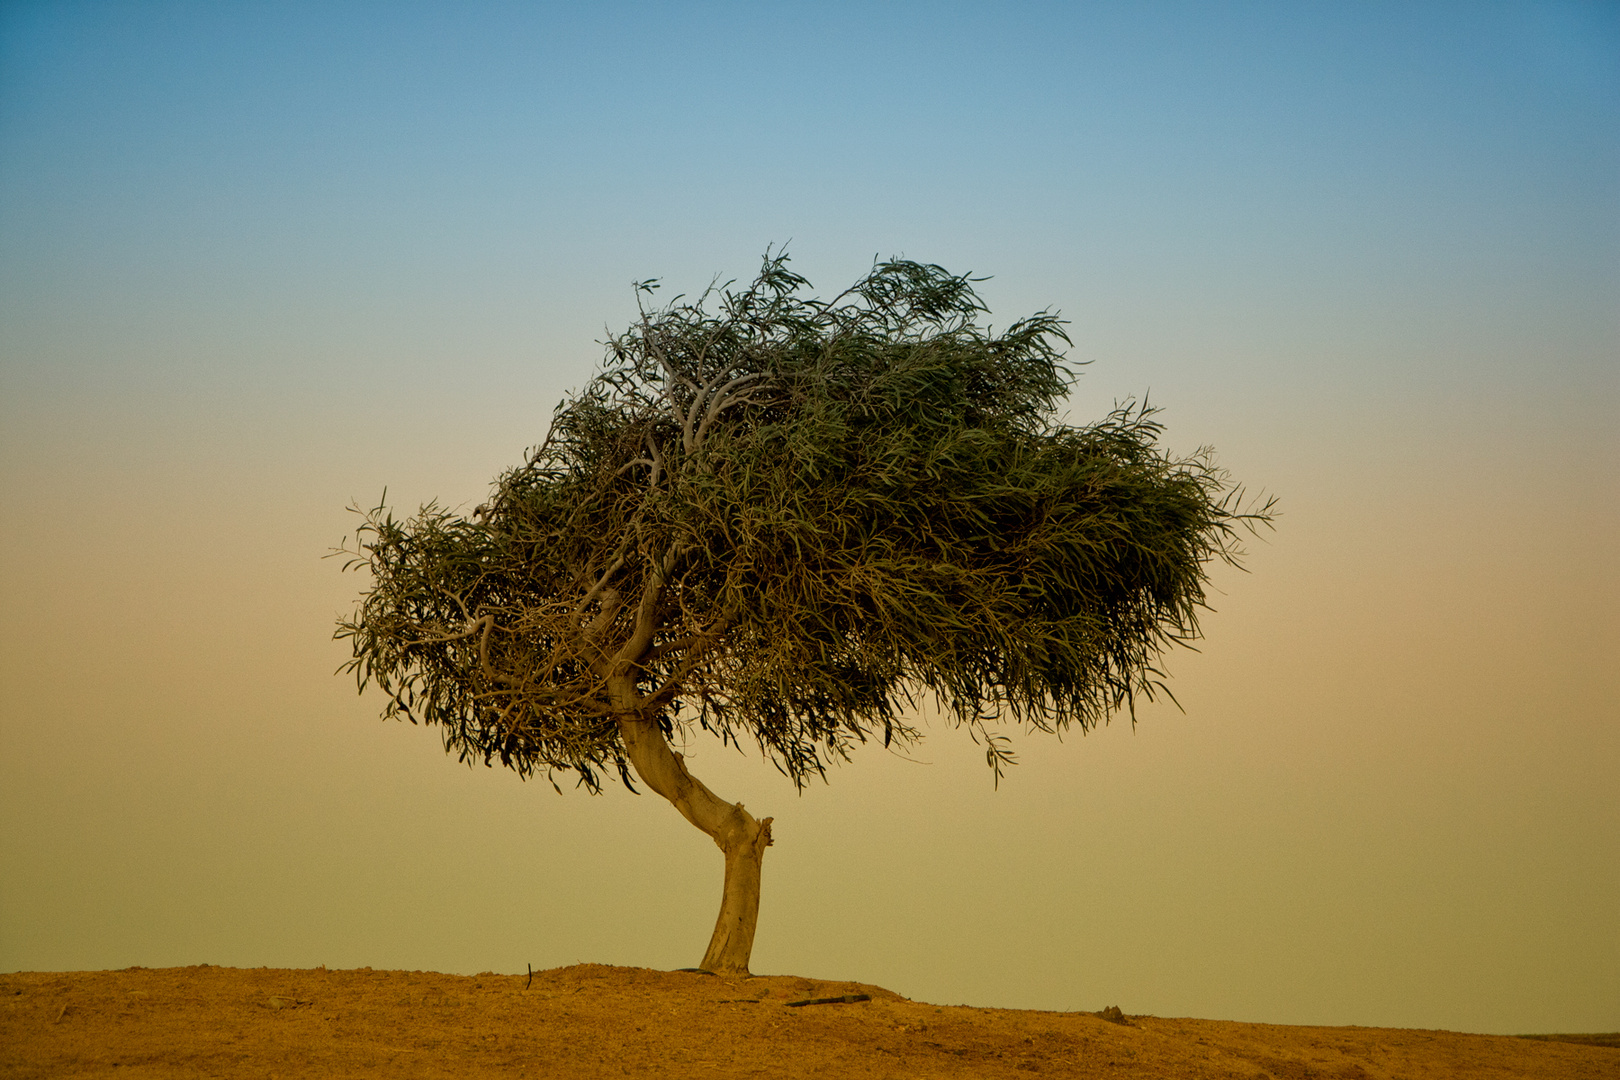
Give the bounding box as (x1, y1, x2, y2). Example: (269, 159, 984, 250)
(1, 0, 1616, 1034)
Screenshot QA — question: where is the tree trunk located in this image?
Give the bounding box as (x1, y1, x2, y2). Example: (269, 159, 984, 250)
(616, 715, 773, 974)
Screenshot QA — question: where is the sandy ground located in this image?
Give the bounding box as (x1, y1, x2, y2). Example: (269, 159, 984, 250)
(2, 963, 1614, 1079)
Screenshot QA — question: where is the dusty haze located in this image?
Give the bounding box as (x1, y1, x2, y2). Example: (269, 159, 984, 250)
(0, 1, 1615, 1037)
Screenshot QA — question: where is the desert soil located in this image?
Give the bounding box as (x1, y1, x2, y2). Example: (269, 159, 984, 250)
(2, 963, 1614, 1079)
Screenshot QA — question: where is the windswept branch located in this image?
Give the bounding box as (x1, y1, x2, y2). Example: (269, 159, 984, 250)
(687, 371, 770, 455)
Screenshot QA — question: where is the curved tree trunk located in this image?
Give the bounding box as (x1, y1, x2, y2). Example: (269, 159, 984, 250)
(616, 715, 773, 974)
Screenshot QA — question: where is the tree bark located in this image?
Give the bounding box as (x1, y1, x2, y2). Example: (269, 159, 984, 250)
(615, 714, 772, 974)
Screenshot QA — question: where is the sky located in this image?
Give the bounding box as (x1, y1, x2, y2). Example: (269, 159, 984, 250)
(1, 0, 1616, 1037)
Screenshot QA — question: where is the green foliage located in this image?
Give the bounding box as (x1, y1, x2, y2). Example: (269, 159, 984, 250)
(337, 253, 1274, 790)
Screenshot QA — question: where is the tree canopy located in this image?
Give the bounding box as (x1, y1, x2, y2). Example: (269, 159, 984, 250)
(338, 253, 1272, 793)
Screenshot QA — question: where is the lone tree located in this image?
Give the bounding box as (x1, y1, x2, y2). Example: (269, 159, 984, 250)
(337, 253, 1273, 974)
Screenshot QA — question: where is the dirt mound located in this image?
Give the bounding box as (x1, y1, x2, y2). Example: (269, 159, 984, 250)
(2, 963, 1613, 1078)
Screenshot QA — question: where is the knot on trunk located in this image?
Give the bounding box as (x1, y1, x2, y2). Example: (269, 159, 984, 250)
(716, 804, 772, 854)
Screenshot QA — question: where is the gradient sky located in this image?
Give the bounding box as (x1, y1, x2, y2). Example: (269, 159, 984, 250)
(1, 0, 1616, 1036)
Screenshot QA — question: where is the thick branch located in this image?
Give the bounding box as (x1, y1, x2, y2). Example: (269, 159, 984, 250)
(689, 371, 768, 453)
(606, 554, 666, 679)
(573, 552, 629, 625)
